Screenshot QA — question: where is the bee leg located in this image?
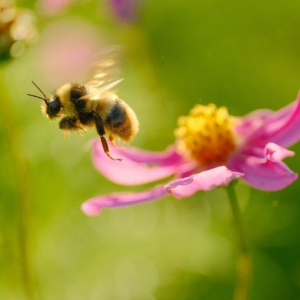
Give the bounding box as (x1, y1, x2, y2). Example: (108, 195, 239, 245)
(76, 129, 86, 136)
(59, 117, 84, 138)
(59, 117, 83, 131)
(109, 135, 116, 146)
(64, 131, 70, 139)
(100, 136, 122, 161)
(92, 112, 122, 162)
(109, 135, 123, 150)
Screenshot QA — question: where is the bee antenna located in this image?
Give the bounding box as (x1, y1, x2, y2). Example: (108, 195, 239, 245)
(27, 93, 49, 106)
(30, 81, 49, 105)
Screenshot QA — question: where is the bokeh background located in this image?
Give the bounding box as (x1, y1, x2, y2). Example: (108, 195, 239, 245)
(1, 0, 300, 299)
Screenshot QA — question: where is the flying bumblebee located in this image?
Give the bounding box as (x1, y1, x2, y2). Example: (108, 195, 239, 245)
(27, 53, 139, 161)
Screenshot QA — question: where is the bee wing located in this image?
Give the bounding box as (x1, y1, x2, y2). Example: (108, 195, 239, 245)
(86, 48, 123, 94)
(82, 79, 123, 101)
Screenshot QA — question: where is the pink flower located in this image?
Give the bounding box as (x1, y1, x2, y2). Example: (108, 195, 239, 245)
(108, 0, 144, 23)
(82, 93, 300, 215)
(37, 19, 103, 87)
(37, 0, 74, 15)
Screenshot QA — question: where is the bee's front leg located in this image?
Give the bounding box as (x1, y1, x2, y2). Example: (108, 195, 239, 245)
(59, 117, 84, 138)
(59, 117, 83, 130)
(92, 112, 122, 162)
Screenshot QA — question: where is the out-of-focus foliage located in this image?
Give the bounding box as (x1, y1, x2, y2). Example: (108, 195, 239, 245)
(0, 0, 36, 59)
(1, 0, 300, 299)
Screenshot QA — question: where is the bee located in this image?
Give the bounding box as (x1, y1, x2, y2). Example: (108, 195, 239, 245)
(27, 54, 139, 161)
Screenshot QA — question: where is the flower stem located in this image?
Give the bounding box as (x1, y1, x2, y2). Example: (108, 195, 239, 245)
(226, 181, 251, 300)
(0, 69, 35, 299)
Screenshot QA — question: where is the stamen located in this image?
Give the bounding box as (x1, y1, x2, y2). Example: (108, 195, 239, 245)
(175, 104, 237, 167)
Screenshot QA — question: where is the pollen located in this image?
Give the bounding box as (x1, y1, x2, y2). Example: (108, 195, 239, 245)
(175, 103, 237, 167)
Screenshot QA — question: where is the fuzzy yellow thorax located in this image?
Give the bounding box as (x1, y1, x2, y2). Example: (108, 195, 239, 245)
(175, 103, 237, 166)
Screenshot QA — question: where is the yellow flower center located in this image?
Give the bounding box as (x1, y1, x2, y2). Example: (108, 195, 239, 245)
(175, 103, 237, 167)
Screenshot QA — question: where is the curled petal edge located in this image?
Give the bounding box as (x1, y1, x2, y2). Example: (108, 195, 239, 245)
(264, 142, 294, 162)
(164, 166, 244, 199)
(229, 143, 298, 191)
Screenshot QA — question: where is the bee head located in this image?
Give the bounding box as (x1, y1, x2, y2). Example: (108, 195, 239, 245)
(27, 81, 62, 119)
(46, 96, 62, 118)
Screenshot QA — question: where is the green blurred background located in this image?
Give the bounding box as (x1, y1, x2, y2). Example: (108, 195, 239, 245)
(1, 0, 300, 299)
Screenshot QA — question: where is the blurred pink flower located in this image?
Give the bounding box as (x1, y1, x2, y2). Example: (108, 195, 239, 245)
(38, 0, 74, 15)
(108, 0, 143, 23)
(82, 93, 300, 215)
(37, 19, 104, 87)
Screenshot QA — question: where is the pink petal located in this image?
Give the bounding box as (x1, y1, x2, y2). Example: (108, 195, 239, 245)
(237, 101, 295, 138)
(81, 185, 167, 215)
(113, 143, 184, 165)
(229, 143, 298, 191)
(235, 109, 274, 137)
(269, 98, 300, 147)
(92, 141, 196, 185)
(238, 93, 300, 148)
(164, 166, 243, 199)
(264, 142, 294, 162)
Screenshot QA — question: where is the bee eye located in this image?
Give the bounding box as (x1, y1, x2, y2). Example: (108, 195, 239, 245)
(47, 97, 61, 117)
